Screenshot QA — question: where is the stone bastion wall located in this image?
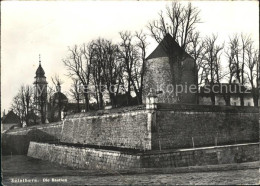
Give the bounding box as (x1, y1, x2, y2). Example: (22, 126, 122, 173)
(2, 122, 62, 155)
(2, 104, 259, 154)
(152, 104, 259, 150)
(60, 105, 152, 150)
(61, 104, 258, 151)
(27, 141, 259, 170)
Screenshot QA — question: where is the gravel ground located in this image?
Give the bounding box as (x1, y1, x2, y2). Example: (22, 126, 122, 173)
(2, 155, 259, 185)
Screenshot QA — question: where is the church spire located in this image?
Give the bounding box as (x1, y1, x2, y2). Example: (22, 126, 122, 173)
(39, 54, 41, 65)
(35, 54, 45, 77)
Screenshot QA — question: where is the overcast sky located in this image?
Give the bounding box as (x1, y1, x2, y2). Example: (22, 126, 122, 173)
(1, 1, 259, 113)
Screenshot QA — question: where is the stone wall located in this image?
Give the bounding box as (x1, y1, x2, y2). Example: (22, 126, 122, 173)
(2, 122, 62, 155)
(3, 104, 258, 155)
(152, 104, 259, 150)
(5, 121, 62, 137)
(61, 107, 152, 150)
(2, 123, 18, 131)
(61, 104, 258, 151)
(28, 141, 259, 170)
(28, 142, 142, 170)
(142, 56, 197, 105)
(142, 143, 259, 168)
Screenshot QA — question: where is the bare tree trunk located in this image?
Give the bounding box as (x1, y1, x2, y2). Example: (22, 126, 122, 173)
(84, 93, 89, 112)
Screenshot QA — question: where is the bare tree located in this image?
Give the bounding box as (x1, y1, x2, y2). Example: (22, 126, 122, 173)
(245, 42, 259, 106)
(21, 85, 34, 125)
(51, 74, 63, 91)
(47, 85, 56, 103)
(202, 34, 224, 105)
(186, 31, 206, 103)
(224, 48, 236, 105)
(91, 38, 106, 109)
(11, 85, 34, 126)
(227, 34, 252, 106)
(119, 31, 141, 104)
(103, 40, 123, 107)
(11, 94, 23, 126)
(134, 30, 149, 104)
(147, 1, 201, 50)
(91, 39, 124, 107)
(63, 43, 94, 111)
(69, 78, 82, 112)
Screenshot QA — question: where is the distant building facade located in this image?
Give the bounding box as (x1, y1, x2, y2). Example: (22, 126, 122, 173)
(199, 82, 259, 107)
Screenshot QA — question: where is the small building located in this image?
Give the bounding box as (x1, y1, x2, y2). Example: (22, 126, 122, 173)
(199, 82, 259, 106)
(48, 83, 69, 122)
(47, 83, 89, 121)
(1, 110, 21, 132)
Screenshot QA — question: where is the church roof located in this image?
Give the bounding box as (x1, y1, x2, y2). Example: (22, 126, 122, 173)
(36, 64, 45, 77)
(146, 33, 191, 60)
(52, 92, 68, 103)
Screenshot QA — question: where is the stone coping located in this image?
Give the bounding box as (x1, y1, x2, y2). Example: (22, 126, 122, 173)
(118, 161, 259, 175)
(157, 103, 259, 113)
(5, 121, 62, 134)
(66, 105, 146, 119)
(31, 141, 143, 155)
(29, 141, 260, 156)
(66, 104, 258, 120)
(141, 142, 260, 155)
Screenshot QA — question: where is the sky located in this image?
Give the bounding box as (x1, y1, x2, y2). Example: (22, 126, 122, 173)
(1, 1, 259, 113)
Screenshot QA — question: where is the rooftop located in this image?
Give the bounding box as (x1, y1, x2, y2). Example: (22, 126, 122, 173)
(35, 64, 45, 78)
(2, 110, 20, 124)
(146, 33, 191, 60)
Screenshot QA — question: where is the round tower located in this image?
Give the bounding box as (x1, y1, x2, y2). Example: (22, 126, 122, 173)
(142, 34, 197, 104)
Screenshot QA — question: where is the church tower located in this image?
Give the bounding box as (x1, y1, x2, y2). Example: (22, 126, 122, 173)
(33, 55, 48, 124)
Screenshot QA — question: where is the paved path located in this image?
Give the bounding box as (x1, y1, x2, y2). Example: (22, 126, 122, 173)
(2, 156, 259, 185)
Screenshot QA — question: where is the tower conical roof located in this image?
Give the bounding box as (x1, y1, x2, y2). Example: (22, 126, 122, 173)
(146, 33, 191, 60)
(36, 64, 45, 77)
